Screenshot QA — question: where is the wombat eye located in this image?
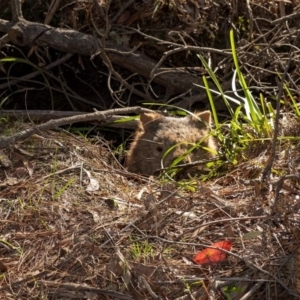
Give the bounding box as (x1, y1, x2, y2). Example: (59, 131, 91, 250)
(156, 146, 163, 152)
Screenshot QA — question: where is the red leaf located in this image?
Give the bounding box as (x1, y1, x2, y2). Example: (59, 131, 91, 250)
(193, 240, 232, 265)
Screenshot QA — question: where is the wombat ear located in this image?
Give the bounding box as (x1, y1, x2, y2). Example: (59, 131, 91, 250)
(192, 110, 212, 124)
(140, 112, 163, 125)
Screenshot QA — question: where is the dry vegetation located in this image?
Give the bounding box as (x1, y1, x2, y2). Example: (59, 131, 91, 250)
(1, 0, 300, 299)
(1, 115, 300, 299)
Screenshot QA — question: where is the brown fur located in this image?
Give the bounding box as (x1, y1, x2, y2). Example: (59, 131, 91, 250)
(125, 111, 218, 176)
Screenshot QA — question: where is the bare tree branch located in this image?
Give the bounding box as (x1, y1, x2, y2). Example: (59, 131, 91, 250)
(10, 0, 23, 22)
(0, 106, 152, 149)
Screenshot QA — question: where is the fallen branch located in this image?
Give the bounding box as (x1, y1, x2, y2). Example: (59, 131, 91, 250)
(0, 18, 207, 97)
(0, 109, 139, 129)
(0, 106, 150, 149)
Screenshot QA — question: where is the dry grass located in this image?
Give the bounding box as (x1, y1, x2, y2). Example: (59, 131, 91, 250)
(0, 117, 300, 300)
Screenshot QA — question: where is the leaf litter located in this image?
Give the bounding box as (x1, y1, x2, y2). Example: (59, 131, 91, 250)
(0, 116, 300, 299)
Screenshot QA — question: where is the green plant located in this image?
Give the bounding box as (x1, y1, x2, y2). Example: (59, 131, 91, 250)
(54, 178, 75, 200)
(182, 279, 203, 294)
(196, 29, 278, 166)
(129, 238, 154, 260)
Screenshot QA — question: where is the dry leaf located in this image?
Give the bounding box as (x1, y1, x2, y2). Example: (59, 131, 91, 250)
(193, 240, 232, 265)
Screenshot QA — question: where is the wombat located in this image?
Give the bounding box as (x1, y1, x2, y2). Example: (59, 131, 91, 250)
(125, 111, 217, 176)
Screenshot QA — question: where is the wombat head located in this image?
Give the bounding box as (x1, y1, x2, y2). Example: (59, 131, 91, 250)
(125, 111, 217, 176)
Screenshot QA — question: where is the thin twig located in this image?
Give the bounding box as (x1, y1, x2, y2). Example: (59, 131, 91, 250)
(262, 31, 299, 180)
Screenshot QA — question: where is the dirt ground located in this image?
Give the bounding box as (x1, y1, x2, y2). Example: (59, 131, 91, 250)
(0, 115, 300, 299)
